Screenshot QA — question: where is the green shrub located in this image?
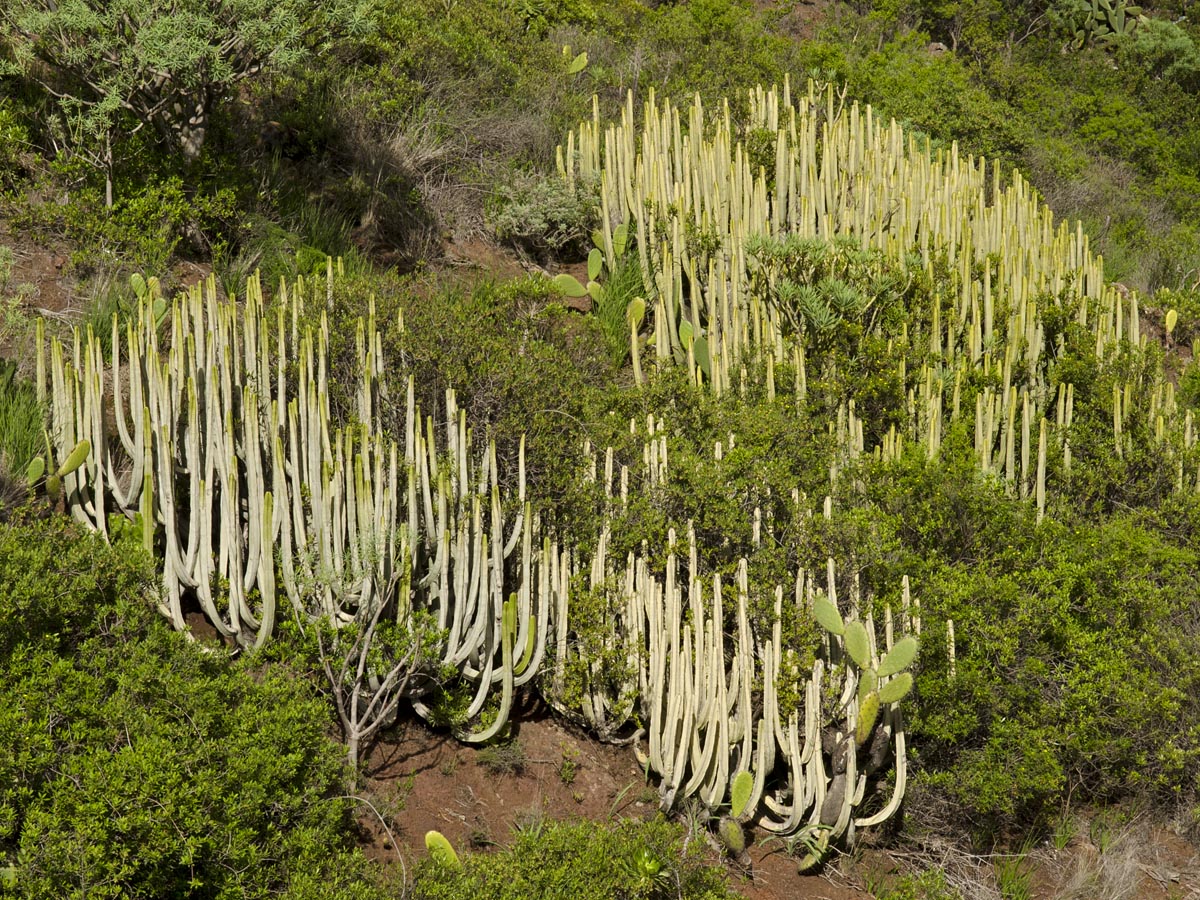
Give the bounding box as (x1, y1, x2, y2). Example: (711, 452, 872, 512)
(0, 514, 386, 899)
(0, 100, 32, 191)
(869, 866, 963, 900)
(488, 171, 597, 261)
(859, 439, 1200, 830)
(1117, 17, 1200, 89)
(411, 817, 738, 900)
(19, 163, 243, 276)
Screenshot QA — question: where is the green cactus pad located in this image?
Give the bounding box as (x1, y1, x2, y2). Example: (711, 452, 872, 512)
(566, 51, 588, 75)
(45, 474, 62, 501)
(552, 273, 588, 298)
(1166, 309, 1178, 336)
(718, 816, 746, 857)
(25, 456, 45, 486)
(56, 439, 91, 478)
(878, 672, 914, 704)
(857, 668, 879, 706)
(425, 830, 461, 869)
(678, 319, 694, 349)
(877, 636, 918, 678)
(694, 335, 711, 379)
(627, 297, 646, 328)
(730, 769, 754, 819)
(856, 690, 880, 746)
(613, 223, 629, 257)
(588, 248, 603, 281)
(844, 620, 871, 669)
(812, 594, 845, 635)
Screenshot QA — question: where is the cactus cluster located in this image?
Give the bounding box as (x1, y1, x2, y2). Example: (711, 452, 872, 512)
(532, 418, 923, 867)
(35, 267, 557, 745)
(1064, 0, 1143, 49)
(557, 80, 1200, 502)
(37, 261, 922, 857)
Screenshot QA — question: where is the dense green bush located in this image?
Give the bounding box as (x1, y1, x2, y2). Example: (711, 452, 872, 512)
(850, 436, 1200, 830)
(0, 515, 387, 899)
(487, 171, 598, 260)
(309, 271, 616, 505)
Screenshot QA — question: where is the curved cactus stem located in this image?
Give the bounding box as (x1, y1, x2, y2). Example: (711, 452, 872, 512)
(459, 595, 516, 744)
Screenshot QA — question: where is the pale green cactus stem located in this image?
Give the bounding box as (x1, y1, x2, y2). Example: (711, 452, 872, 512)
(460, 596, 518, 743)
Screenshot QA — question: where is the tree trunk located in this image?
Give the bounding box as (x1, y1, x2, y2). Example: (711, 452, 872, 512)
(163, 93, 210, 163)
(104, 132, 113, 209)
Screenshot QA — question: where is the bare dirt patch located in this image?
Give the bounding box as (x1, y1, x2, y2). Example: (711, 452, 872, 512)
(357, 691, 875, 899)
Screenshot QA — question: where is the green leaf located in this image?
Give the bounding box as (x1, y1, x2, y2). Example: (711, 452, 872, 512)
(877, 636, 918, 678)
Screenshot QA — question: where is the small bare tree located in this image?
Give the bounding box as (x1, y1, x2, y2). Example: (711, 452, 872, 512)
(315, 599, 436, 772)
(295, 528, 441, 777)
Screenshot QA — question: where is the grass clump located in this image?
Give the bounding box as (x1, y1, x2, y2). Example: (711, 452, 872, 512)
(0, 360, 43, 502)
(477, 740, 527, 777)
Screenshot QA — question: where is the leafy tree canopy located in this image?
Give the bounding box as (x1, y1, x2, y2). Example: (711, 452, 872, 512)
(1, 0, 377, 164)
